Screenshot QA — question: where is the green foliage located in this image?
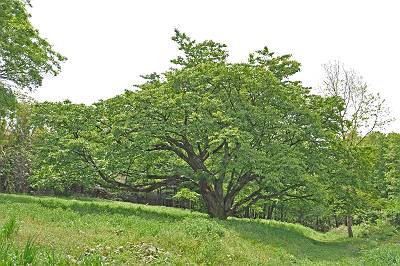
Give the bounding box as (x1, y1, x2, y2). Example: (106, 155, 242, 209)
(385, 199, 400, 227)
(0, 102, 33, 193)
(30, 101, 100, 192)
(0, 0, 66, 92)
(1, 0, 64, 195)
(318, 62, 392, 237)
(171, 29, 228, 67)
(172, 188, 200, 204)
(355, 220, 396, 239)
(0, 86, 16, 116)
(385, 133, 400, 196)
(31, 30, 343, 219)
(248, 46, 301, 80)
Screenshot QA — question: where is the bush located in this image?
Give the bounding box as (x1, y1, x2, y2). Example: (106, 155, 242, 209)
(356, 220, 396, 239)
(386, 200, 400, 228)
(172, 188, 201, 209)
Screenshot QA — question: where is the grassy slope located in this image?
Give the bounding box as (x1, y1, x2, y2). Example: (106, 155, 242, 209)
(0, 193, 399, 265)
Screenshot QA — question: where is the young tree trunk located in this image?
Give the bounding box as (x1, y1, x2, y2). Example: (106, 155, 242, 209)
(266, 204, 275, 220)
(346, 215, 353, 238)
(297, 211, 304, 224)
(334, 215, 340, 228)
(279, 205, 285, 221)
(0, 175, 5, 192)
(244, 206, 250, 218)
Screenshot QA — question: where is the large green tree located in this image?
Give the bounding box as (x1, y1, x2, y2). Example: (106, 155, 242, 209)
(33, 31, 341, 219)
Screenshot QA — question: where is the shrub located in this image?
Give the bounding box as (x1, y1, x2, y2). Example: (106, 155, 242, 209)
(356, 220, 396, 239)
(172, 188, 201, 209)
(386, 200, 400, 228)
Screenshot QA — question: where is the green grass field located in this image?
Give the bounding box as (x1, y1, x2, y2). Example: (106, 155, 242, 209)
(0, 193, 399, 265)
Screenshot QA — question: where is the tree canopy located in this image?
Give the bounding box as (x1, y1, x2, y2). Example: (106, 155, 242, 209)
(0, 0, 65, 113)
(32, 30, 344, 219)
(0, 0, 65, 194)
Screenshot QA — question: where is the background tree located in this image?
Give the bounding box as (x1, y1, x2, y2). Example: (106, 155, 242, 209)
(320, 61, 391, 237)
(1, 0, 65, 194)
(0, 102, 32, 193)
(385, 133, 400, 198)
(363, 132, 400, 227)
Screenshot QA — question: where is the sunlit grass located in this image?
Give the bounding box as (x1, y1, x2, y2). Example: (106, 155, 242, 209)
(0, 193, 399, 265)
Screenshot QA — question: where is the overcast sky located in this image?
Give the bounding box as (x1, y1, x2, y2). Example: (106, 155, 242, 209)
(29, 0, 400, 132)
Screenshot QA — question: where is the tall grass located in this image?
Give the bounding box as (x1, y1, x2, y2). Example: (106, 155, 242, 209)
(0, 216, 104, 265)
(0, 216, 18, 239)
(0, 218, 43, 265)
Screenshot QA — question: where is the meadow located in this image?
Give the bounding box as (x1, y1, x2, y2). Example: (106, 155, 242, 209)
(1, 193, 399, 265)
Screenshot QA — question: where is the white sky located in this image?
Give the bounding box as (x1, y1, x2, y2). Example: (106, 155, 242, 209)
(29, 0, 400, 132)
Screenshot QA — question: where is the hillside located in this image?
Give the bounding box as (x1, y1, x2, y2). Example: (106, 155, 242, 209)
(0, 194, 399, 265)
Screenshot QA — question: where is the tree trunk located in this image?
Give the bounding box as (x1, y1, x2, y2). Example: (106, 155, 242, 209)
(334, 215, 340, 228)
(266, 204, 275, 220)
(199, 179, 228, 219)
(346, 215, 353, 238)
(297, 211, 304, 224)
(205, 195, 227, 219)
(0, 175, 5, 192)
(279, 206, 285, 221)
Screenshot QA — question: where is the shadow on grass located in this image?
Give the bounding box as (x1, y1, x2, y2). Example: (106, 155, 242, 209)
(0, 193, 195, 223)
(224, 218, 361, 264)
